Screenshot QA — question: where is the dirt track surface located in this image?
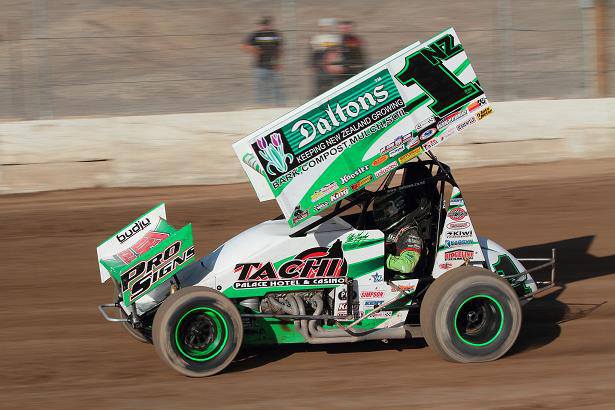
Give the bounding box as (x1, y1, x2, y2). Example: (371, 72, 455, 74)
(1, 159, 614, 409)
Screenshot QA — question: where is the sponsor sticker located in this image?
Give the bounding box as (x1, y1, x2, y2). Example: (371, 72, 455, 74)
(351, 175, 373, 190)
(313, 201, 329, 212)
(392, 284, 416, 292)
(361, 290, 385, 298)
(379, 134, 406, 155)
(444, 239, 476, 248)
(388, 145, 405, 157)
(415, 116, 435, 130)
(449, 197, 464, 207)
(456, 116, 477, 132)
(476, 106, 493, 121)
(420, 127, 437, 141)
(374, 161, 399, 178)
(116, 218, 152, 244)
(421, 136, 441, 151)
(448, 207, 468, 221)
(445, 230, 473, 238)
(311, 182, 339, 202)
(444, 249, 474, 261)
(437, 109, 467, 130)
(372, 155, 388, 167)
(406, 135, 420, 148)
(292, 206, 309, 224)
(371, 272, 384, 283)
(399, 147, 423, 164)
(439, 262, 453, 270)
(446, 221, 470, 230)
(330, 187, 349, 202)
(467, 97, 487, 113)
(439, 126, 456, 140)
(340, 165, 370, 184)
(233, 240, 347, 289)
(337, 301, 360, 313)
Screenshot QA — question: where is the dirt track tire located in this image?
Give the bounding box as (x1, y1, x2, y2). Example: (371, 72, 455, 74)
(420, 266, 522, 363)
(111, 280, 150, 343)
(153, 287, 243, 377)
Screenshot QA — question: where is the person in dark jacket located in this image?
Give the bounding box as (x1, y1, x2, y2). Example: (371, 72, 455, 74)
(242, 17, 285, 106)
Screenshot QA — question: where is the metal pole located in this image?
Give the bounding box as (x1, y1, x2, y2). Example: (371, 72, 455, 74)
(579, 0, 596, 97)
(31, 0, 54, 119)
(282, 0, 297, 106)
(497, 0, 513, 100)
(595, 0, 608, 96)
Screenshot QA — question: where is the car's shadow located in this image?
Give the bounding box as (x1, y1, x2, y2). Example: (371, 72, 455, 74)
(227, 339, 426, 374)
(227, 235, 612, 372)
(508, 235, 611, 356)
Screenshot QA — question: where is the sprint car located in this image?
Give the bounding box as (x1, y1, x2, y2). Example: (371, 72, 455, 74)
(97, 29, 555, 376)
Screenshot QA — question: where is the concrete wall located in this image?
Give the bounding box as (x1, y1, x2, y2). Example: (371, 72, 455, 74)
(1, 98, 614, 194)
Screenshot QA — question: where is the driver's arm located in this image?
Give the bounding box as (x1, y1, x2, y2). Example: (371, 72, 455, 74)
(386, 228, 422, 274)
(386, 248, 421, 274)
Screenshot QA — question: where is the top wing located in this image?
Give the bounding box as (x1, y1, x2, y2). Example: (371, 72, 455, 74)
(233, 27, 492, 227)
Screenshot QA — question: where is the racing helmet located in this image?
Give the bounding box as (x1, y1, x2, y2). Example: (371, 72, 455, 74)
(373, 162, 436, 232)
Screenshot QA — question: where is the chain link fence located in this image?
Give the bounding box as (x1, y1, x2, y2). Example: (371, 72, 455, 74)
(1, 0, 613, 121)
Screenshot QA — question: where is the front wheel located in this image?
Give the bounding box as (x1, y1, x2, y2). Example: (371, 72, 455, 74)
(153, 287, 243, 377)
(420, 266, 522, 362)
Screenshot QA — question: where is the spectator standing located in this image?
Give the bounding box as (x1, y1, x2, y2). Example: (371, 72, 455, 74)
(339, 21, 366, 79)
(242, 17, 284, 106)
(309, 18, 341, 96)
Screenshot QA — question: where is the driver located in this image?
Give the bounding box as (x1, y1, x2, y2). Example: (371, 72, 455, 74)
(374, 164, 435, 276)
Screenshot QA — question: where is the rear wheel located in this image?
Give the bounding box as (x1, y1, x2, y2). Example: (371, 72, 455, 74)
(153, 287, 243, 377)
(420, 266, 522, 362)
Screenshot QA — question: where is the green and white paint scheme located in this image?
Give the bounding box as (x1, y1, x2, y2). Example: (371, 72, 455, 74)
(234, 27, 492, 227)
(97, 29, 540, 352)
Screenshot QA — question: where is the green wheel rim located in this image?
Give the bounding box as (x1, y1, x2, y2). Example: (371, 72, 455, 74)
(175, 307, 229, 362)
(454, 294, 504, 347)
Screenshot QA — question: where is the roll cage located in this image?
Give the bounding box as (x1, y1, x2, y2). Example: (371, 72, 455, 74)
(290, 153, 458, 238)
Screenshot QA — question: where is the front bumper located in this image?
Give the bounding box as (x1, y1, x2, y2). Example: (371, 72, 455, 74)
(510, 248, 557, 300)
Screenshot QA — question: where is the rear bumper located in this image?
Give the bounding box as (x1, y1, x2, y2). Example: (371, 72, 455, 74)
(98, 303, 129, 323)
